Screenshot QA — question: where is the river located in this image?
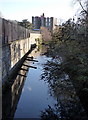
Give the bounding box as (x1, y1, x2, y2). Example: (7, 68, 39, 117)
(3, 46, 88, 119)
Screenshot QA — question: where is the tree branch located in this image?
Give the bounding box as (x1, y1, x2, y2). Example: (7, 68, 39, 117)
(79, 0, 88, 15)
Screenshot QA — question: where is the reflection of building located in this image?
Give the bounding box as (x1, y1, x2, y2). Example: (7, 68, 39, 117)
(2, 63, 29, 119)
(32, 13, 58, 31)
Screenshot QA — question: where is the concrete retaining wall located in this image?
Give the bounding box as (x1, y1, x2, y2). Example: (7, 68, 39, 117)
(30, 32, 42, 45)
(0, 17, 2, 120)
(2, 38, 30, 81)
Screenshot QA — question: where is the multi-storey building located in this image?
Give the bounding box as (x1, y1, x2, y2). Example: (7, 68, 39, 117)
(32, 16, 41, 29)
(32, 13, 58, 31)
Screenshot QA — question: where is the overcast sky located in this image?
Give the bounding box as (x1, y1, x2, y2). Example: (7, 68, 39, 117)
(0, 0, 81, 22)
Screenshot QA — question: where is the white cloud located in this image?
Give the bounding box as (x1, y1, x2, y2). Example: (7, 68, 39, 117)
(27, 86, 32, 91)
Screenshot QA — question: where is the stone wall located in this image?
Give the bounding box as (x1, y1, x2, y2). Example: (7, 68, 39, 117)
(2, 38, 30, 81)
(0, 17, 2, 120)
(30, 32, 42, 45)
(0, 18, 2, 85)
(2, 18, 30, 45)
(1, 18, 42, 83)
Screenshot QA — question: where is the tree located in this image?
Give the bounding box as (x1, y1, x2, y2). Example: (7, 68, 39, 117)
(76, 0, 88, 15)
(18, 19, 33, 29)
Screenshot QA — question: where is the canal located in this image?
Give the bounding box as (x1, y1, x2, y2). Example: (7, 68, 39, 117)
(3, 46, 88, 119)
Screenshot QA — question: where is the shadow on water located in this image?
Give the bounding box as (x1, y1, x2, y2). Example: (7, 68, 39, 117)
(40, 59, 88, 120)
(2, 45, 88, 120)
(2, 51, 36, 119)
(2, 63, 29, 119)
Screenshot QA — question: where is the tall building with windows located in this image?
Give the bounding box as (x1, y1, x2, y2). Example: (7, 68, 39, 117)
(32, 16, 41, 29)
(32, 13, 58, 31)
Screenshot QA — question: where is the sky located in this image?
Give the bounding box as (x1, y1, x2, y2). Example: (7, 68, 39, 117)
(0, 0, 81, 23)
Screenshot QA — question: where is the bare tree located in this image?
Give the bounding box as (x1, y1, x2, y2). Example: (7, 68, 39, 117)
(75, 0, 88, 15)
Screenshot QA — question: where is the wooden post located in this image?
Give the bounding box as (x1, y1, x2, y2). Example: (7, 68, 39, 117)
(25, 59, 38, 62)
(20, 68, 28, 71)
(22, 64, 37, 69)
(18, 73, 27, 77)
(27, 56, 33, 59)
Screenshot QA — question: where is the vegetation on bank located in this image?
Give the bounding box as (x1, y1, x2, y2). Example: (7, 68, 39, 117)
(48, 0, 88, 91)
(49, 17, 88, 91)
(40, 0, 88, 118)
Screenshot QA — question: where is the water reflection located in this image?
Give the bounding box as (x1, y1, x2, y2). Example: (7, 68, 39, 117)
(2, 46, 88, 119)
(41, 58, 88, 119)
(14, 46, 56, 118)
(2, 60, 30, 119)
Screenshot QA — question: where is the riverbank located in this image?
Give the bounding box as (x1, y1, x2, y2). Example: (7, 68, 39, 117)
(2, 44, 88, 119)
(3, 45, 87, 120)
(43, 38, 88, 116)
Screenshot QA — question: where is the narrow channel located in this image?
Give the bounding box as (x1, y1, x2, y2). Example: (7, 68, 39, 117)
(14, 46, 56, 118)
(3, 46, 88, 119)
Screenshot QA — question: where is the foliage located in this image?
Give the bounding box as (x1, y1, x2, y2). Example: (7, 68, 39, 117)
(41, 0, 88, 116)
(41, 105, 60, 120)
(18, 19, 33, 29)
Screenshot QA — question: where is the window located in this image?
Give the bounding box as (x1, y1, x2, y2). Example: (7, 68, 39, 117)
(49, 18, 51, 22)
(49, 22, 51, 26)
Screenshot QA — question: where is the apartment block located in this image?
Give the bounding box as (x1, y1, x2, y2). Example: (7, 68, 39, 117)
(32, 13, 58, 31)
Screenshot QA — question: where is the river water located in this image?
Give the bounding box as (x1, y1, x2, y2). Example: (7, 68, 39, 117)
(3, 46, 88, 119)
(14, 46, 56, 118)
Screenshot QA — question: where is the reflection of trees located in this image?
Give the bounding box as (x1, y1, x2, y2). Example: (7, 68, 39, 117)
(41, 60, 87, 119)
(41, 105, 59, 120)
(40, 2, 88, 118)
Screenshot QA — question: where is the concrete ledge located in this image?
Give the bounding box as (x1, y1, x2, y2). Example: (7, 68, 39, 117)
(2, 44, 36, 88)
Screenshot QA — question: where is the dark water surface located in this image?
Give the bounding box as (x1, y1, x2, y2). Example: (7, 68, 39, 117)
(14, 47, 56, 118)
(3, 46, 88, 119)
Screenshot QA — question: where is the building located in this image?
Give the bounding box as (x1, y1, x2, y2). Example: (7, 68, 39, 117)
(32, 16, 41, 29)
(32, 13, 58, 31)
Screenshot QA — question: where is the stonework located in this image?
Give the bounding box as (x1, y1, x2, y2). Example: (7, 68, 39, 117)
(0, 17, 2, 120)
(1, 18, 42, 83)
